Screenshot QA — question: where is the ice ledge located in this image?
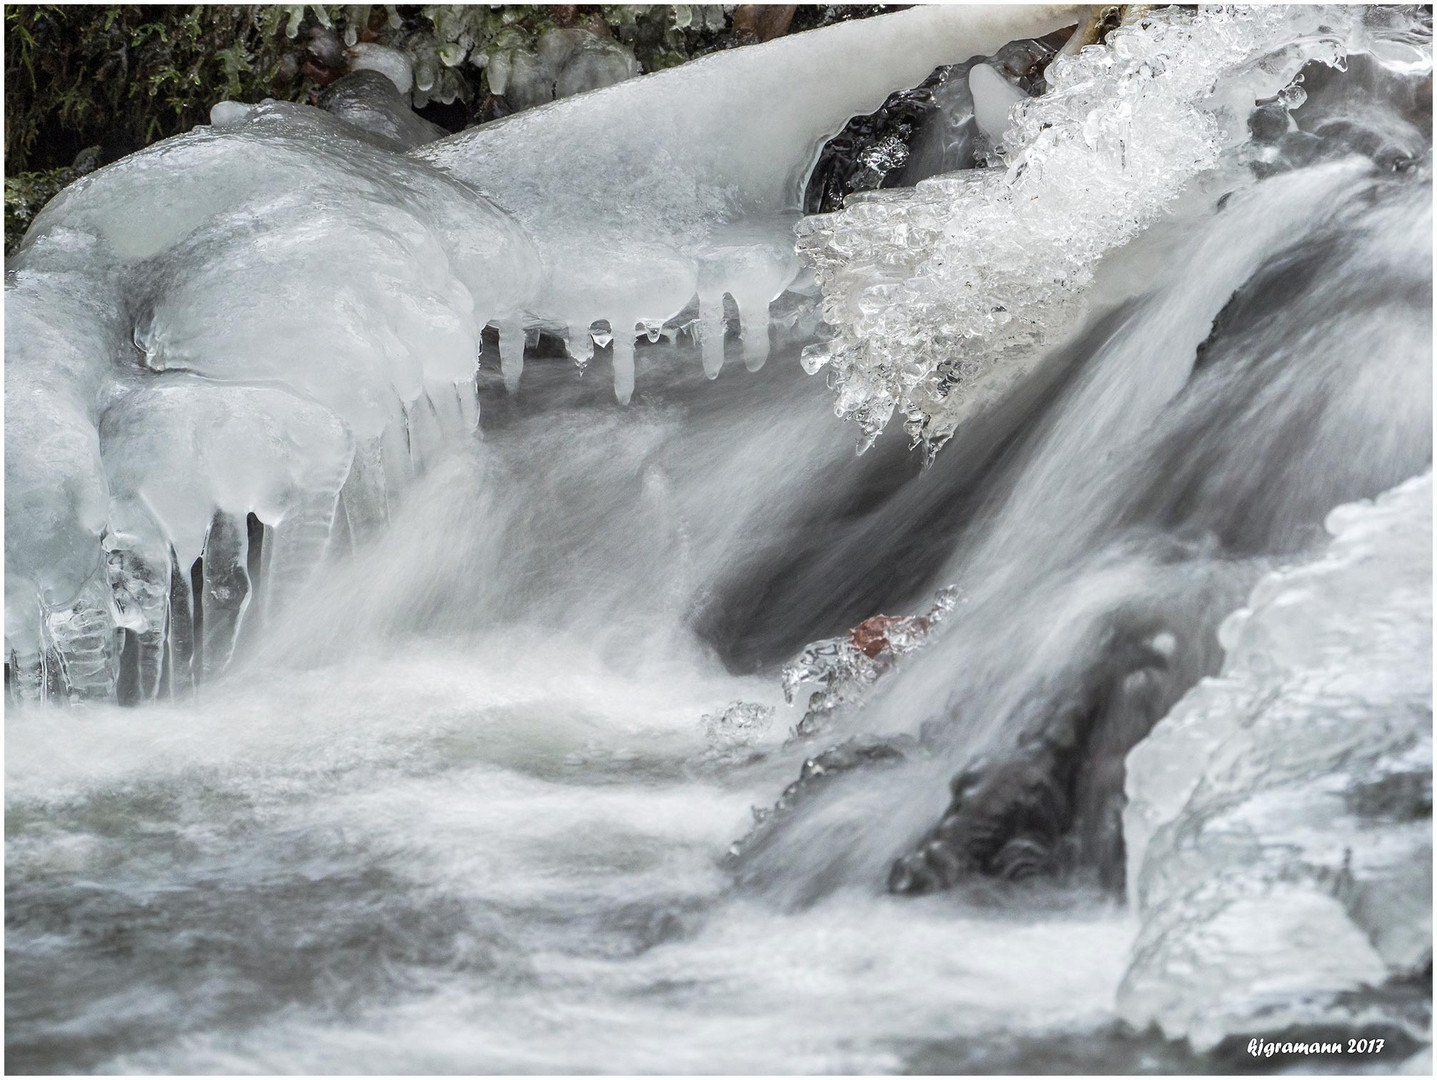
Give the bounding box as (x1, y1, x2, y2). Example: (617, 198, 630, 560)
(1120, 471, 1433, 1053)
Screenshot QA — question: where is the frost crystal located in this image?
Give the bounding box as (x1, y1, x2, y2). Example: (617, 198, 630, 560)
(796, 6, 1406, 456)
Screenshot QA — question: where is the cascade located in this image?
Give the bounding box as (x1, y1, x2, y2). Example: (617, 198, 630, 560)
(4, 4, 1432, 1073)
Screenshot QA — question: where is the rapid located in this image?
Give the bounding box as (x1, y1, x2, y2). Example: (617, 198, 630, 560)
(5, 5, 1432, 1073)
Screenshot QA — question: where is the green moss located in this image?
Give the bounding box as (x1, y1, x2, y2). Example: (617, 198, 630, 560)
(4, 147, 99, 254)
(5, 4, 902, 180)
(4, 5, 324, 173)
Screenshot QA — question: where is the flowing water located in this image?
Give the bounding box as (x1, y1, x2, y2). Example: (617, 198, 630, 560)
(5, 7, 1432, 1074)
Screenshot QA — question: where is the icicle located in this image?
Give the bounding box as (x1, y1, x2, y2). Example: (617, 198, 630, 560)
(613, 334, 637, 405)
(405, 391, 445, 472)
(198, 510, 252, 683)
(102, 513, 171, 703)
(5, 596, 55, 707)
(6, 644, 47, 707)
(340, 437, 390, 545)
(233, 513, 273, 663)
(166, 544, 196, 698)
(567, 322, 595, 372)
(733, 291, 772, 371)
(451, 377, 479, 432)
(46, 572, 121, 703)
(380, 404, 416, 499)
(265, 441, 352, 619)
(699, 292, 727, 379)
(496, 320, 526, 395)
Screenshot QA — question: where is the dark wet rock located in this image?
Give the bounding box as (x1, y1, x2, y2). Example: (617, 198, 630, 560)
(320, 70, 446, 151)
(732, 5, 799, 45)
(304, 24, 349, 86)
(1345, 770, 1433, 823)
(889, 624, 1180, 895)
(804, 69, 947, 214)
(803, 31, 1066, 214)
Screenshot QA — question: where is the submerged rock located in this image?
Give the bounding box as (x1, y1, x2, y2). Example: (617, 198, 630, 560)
(1120, 472, 1433, 1055)
(888, 622, 1183, 894)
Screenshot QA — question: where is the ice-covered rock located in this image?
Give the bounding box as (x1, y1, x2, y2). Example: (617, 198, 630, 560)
(5, 103, 539, 703)
(415, 5, 1082, 398)
(319, 70, 447, 151)
(797, 5, 1434, 454)
(781, 585, 961, 742)
(1119, 472, 1433, 1052)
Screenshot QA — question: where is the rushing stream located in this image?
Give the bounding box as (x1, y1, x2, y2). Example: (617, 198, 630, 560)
(6, 5, 1433, 1074)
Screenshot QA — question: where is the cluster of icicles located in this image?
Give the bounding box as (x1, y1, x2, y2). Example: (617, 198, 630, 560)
(5, 5, 1081, 705)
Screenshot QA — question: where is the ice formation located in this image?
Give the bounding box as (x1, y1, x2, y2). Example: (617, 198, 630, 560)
(781, 586, 960, 741)
(484, 26, 640, 111)
(701, 700, 777, 758)
(797, 5, 1434, 454)
(415, 5, 1081, 399)
(5, 103, 539, 704)
(5, 6, 1082, 704)
(1120, 472, 1433, 1051)
(318, 70, 447, 151)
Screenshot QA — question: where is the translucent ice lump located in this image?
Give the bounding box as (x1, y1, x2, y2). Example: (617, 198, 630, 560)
(6, 103, 539, 703)
(1120, 472, 1433, 1051)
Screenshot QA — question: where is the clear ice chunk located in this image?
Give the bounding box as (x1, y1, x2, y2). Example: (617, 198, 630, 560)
(781, 585, 961, 739)
(702, 700, 776, 750)
(1121, 472, 1433, 1051)
(795, 6, 1421, 455)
